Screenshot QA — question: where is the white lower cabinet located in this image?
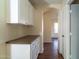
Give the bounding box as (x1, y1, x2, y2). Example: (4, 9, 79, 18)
(11, 44, 30, 59)
(31, 38, 40, 59)
(7, 37, 40, 59)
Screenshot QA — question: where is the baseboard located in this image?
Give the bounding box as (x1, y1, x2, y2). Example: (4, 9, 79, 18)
(59, 54, 64, 59)
(44, 41, 52, 43)
(58, 50, 64, 59)
(39, 48, 44, 54)
(52, 37, 58, 39)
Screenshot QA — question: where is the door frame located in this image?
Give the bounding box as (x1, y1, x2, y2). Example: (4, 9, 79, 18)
(58, 4, 71, 59)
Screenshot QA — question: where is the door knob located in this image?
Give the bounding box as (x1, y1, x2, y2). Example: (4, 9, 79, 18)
(62, 35, 64, 37)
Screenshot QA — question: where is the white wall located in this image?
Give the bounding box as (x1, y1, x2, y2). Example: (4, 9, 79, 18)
(43, 8, 58, 43)
(25, 8, 44, 53)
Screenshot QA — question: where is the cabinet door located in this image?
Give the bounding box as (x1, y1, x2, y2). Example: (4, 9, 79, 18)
(25, 0, 29, 24)
(28, 2, 31, 25)
(35, 38, 40, 56)
(31, 43, 36, 59)
(30, 5, 34, 25)
(7, 0, 19, 23)
(28, 2, 34, 25)
(31, 6, 34, 25)
(31, 38, 40, 59)
(11, 44, 30, 59)
(18, 0, 26, 24)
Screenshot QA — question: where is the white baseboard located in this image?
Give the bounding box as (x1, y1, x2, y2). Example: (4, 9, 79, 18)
(40, 48, 44, 53)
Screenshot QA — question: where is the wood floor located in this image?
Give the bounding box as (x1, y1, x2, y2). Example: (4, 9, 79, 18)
(38, 39, 63, 59)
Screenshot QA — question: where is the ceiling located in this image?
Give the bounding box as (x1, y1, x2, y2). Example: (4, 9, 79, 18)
(72, 0, 79, 4)
(29, 0, 63, 8)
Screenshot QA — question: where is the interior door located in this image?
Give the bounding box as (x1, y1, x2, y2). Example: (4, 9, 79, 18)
(71, 4, 79, 59)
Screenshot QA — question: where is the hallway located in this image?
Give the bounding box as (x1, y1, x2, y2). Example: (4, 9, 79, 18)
(38, 39, 63, 59)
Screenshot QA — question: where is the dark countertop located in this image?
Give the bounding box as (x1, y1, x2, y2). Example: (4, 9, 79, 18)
(6, 35, 40, 44)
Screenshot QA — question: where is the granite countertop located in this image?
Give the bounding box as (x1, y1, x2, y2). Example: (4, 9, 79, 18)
(6, 35, 40, 44)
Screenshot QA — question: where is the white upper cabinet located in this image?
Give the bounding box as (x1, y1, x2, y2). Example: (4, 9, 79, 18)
(28, 2, 34, 25)
(7, 0, 34, 25)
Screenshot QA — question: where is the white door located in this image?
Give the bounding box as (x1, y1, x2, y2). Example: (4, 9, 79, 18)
(71, 4, 79, 59)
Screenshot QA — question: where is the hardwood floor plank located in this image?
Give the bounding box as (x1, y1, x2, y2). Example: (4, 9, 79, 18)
(38, 39, 63, 59)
